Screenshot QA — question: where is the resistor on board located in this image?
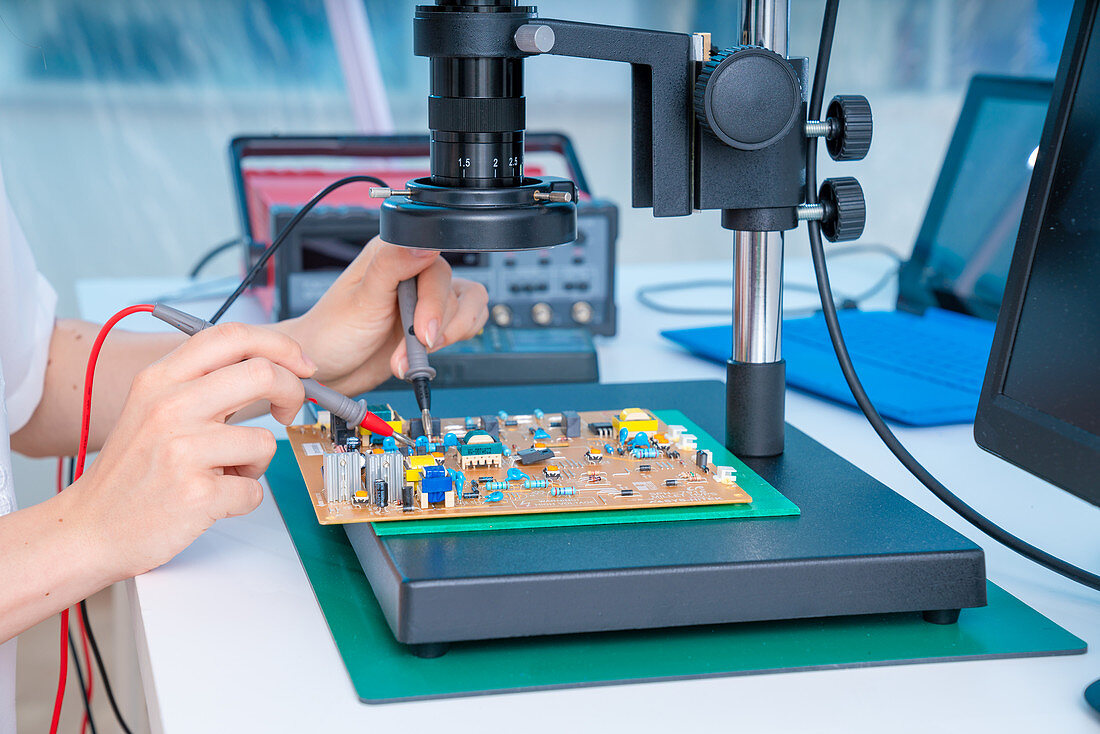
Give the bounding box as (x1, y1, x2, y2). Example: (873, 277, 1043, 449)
(631, 447, 658, 459)
(523, 479, 548, 489)
(550, 487, 576, 496)
(482, 481, 509, 492)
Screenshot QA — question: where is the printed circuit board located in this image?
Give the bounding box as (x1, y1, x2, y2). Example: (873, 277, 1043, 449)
(287, 407, 751, 525)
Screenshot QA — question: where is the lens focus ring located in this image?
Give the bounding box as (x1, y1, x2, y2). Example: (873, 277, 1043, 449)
(428, 96, 526, 133)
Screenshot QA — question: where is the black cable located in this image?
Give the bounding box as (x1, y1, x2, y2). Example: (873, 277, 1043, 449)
(67, 631, 98, 734)
(635, 243, 902, 316)
(79, 600, 134, 734)
(806, 0, 1099, 590)
(209, 175, 389, 324)
(188, 237, 242, 279)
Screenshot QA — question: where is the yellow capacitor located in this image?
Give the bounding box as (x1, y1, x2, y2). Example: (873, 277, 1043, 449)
(409, 454, 436, 468)
(405, 468, 422, 483)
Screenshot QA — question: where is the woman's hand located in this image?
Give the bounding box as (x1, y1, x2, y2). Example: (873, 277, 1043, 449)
(69, 322, 315, 580)
(274, 237, 489, 395)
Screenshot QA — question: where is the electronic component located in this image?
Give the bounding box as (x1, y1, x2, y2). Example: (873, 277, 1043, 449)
(550, 487, 576, 497)
(560, 410, 581, 438)
(321, 451, 363, 504)
(621, 488, 635, 497)
(458, 430, 504, 470)
(401, 485, 415, 511)
(631, 447, 658, 459)
(612, 408, 658, 439)
(696, 449, 712, 472)
(523, 479, 548, 489)
(638, 464, 652, 472)
(714, 465, 737, 484)
(664, 478, 680, 487)
(373, 479, 389, 508)
(543, 464, 561, 479)
(462, 489, 480, 500)
(516, 447, 555, 465)
(585, 449, 604, 463)
(588, 421, 613, 437)
(485, 491, 504, 503)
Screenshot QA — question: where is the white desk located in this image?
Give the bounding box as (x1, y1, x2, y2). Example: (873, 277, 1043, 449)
(77, 260, 1099, 734)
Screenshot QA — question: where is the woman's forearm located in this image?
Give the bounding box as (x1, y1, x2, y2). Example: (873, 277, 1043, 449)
(0, 488, 120, 643)
(11, 319, 184, 457)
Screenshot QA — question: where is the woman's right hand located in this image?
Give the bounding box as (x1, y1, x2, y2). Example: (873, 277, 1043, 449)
(69, 322, 315, 581)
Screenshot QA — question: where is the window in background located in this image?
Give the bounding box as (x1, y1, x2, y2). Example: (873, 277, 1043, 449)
(0, 0, 354, 314)
(0, 0, 1074, 317)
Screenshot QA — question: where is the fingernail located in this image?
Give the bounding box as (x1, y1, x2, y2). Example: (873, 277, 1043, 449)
(425, 319, 441, 349)
(397, 357, 408, 380)
(303, 355, 318, 373)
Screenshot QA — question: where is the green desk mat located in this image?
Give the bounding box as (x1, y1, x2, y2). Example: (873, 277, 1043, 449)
(271, 410, 798, 537)
(266, 455, 1086, 704)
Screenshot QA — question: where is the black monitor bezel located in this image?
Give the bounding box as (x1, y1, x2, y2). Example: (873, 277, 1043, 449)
(974, 0, 1100, 507)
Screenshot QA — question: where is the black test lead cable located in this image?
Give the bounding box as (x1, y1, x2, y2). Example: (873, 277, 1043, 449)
(806, 0, 1099, 591)
(209, 174, 389, 324)
(78, 600, 134, 734)
(67, 457, 134, 734)
(67, 631, 97, 734)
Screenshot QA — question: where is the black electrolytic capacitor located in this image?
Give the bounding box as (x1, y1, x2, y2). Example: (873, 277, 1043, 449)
(401, 484, 415, 511)
(373, 479, 389, 507)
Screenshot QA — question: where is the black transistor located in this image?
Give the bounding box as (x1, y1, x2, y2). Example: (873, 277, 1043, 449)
(516, 447, 555, 465)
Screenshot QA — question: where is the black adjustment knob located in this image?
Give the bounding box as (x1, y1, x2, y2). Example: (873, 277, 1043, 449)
(695, 46, 803, 151)
(818, 177, 866, 242)
(826, 95, 873, 161)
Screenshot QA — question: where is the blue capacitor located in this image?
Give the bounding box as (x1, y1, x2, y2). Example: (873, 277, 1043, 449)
(631, 447, 658, 459)
(534, 408, 545, 420)
(603, 443, 615, 454)
(443, 432, 459, 449)
(497, 410, 508, 420)
(523, 479, 548, 489)
(506, 467, 529, 481)
(465, 416, 477, 429)
(448, 468, 465, 493)
(415, 435, 429, 453)
(550, 486, 576, 497)
(618, 427, 629, 444)
(381, 436, 397, 453)
(632, 432, 650, 447)
(503, 445, 512, 457)
(485, 491, 504, 503)
(533, 428, 551, 441)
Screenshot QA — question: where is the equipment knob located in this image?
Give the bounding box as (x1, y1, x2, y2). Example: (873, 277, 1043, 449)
(490, 303, 513, 327)
(531, 302, 553, 326)
(826, 95, 873, 161)
(570, 301, 594, 325)
(694, 46, 803, 151)
(818, 177, 866, 242)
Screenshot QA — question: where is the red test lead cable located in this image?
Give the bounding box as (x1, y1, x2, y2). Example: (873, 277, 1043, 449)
(51, 304, 155, 734)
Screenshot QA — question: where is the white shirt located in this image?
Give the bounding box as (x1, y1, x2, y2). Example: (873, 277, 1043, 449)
(0, 165, 58, 733)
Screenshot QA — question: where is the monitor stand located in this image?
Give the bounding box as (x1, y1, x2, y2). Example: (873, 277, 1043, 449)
(346, 380, 987, 657)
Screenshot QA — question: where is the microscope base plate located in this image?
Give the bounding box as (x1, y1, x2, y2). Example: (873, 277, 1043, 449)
(345, 380, 987, 647)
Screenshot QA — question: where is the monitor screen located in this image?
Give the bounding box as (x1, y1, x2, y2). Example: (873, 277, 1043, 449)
(1002, 19, 1100, 437)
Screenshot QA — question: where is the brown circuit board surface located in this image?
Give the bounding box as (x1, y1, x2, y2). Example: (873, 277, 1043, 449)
(286, 408, 751, 525)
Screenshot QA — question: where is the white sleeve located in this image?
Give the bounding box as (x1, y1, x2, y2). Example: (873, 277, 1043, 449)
(0, 176, 57, 433)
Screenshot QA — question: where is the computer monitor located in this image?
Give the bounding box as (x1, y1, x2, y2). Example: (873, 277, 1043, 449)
(975, 0, 1100, 507)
